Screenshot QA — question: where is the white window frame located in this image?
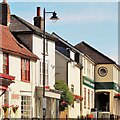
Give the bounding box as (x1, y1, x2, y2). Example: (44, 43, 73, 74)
(40, 60, 49, 86)
(21, 96, 32, 118)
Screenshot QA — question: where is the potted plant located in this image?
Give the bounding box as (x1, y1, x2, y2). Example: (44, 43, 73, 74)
(2, 104, 9, 118)
(2, 104, 9, 113)
(11, 105, 19, 114)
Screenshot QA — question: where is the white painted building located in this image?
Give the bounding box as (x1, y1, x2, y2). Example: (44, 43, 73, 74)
(0, 24, 38, 118)
(54, 33, 83, 118)
(81, 55, 95, 116)
(10, 7, 61, 118)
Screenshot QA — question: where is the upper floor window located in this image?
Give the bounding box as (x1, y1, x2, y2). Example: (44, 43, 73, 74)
(21, 58, 30, 82)
(40, 61, 49, 86)
(45, 40, 48, 54)
(88, 89, 90, 109)
(3, 53, 9, 74)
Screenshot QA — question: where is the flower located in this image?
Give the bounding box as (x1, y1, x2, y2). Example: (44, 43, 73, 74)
(11, 105, 19, 113)
(114, 93, 120, 98)
(61, 100, 68, 107)
(73, 95, 83, 101)
(2, 104, 9, 113)
(87, 114, 94, 119)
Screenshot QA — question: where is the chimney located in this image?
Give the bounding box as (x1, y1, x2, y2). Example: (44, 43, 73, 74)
(0, 0, 10, 26)
(33, 7, 43, 30)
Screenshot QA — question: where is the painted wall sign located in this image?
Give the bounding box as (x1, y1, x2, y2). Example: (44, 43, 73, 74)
(11, 94, 20, 99)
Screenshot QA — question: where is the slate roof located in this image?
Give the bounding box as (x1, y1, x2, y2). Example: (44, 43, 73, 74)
(0, 24, 38, 61)
(75, 41, 116, 64)
(9, 15, 56, 41)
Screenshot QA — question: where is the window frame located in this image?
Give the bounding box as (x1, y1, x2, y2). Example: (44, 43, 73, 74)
(21, 96, 32, 118)
(88, 89, 90, 109)
(21, 58, 30, 82)
(84, 88, 86, 109)
(3, 53, 9, 74)
(40, 61, 49, 86)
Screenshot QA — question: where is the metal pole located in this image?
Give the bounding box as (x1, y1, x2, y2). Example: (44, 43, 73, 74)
(43, 8, 46, 120)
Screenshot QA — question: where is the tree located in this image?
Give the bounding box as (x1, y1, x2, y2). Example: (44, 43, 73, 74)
(54, 80, 74, 111)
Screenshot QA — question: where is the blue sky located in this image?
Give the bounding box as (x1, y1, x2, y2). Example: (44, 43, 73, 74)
(5, 1, 119, 63)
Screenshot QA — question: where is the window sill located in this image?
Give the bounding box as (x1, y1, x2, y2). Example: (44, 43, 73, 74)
(42, 53, 48, 56)
(21, 80, 30, 83)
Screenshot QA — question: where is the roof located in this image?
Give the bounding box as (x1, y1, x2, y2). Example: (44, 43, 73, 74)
(9, 15, 56, 41)
(53, 32, 83, 54)
(0, 24, 38, 61)
(75, 41, 116, 64)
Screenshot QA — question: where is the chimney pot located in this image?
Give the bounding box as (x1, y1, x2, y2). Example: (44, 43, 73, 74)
(37, 7, 40, 16)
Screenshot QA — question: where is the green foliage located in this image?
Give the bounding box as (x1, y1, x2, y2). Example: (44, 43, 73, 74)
(54, 80, 74, 111)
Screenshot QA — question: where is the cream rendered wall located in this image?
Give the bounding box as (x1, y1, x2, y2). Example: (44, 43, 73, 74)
(95, 64, 113, 82)
(68, 62, 80, 118)
(113, 65, 119, 84)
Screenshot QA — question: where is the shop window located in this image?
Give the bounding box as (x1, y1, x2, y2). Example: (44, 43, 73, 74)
(21, 96, 31, 118)
(21, 58, 30, 82)
(3, 53, 9, 74)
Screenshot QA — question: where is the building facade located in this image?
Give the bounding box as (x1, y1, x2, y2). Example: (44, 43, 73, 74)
(0, 24, 38, 118)
(9, 7, 61, 118)
(75, 41, 120, 118)
(54, 33, 83, 118)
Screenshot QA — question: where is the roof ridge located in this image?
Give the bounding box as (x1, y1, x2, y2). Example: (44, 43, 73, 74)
(75, 41, 116, 64)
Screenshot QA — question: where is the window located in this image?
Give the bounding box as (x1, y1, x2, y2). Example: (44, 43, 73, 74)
(91, 91, 94, 108)
(88, 89, 90, 109)
(84, 88, 86, 108)
(45, 40, 48, 54)
(87, 61, 90, 77)
(3, 53, 9, 74)
(40, 61, 49, 86)
(71, 84, 74, 108)
(21, 58, 30, 82)
(21, 96, 31, 118)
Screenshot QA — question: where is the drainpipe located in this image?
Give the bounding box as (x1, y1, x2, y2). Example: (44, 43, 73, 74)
(80, 64, 83, 115)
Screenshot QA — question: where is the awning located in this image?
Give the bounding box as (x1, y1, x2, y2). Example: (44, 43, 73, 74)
(0, 73, 15, 90)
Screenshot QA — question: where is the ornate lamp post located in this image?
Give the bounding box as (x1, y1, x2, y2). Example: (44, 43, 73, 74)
(42, 8, 59, 119)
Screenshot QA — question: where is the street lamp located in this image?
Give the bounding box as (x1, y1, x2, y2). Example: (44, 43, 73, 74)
(43, 8, 59, 119)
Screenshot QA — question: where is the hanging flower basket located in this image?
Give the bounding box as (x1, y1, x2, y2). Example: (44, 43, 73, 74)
(11, 105, 19, 113)
(73, 94, 83, 101)
(114, 93, 120, 98)
(60, 100, 68, 107)
(2, 104, 9, 113)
